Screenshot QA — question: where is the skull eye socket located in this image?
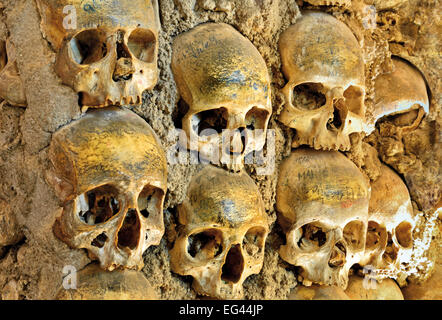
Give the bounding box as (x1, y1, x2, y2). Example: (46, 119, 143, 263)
(245, 107, 269, 131)
(69, 29, 108, 65)
(294, 222, 328, 252)
(242, 226, 266, 257)
(128, 28, 156, 63)
(191, 108, 228, 136)
(292, 83, 326, 110)
(76, 185, 121, 225)
(395, 221, 413, 248)
(365, 221, 387, 250)
(0, 41, 7, 71)
(343, 220, 365, 251)
(137, 185, 164, 219)
(343, 86, 364, 116)
(187, 229, 223, 260)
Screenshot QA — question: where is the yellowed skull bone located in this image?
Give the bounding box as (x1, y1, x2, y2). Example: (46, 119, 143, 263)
(369, 57, 429, 136)
(0, 39, 26, 107)
(170, 165, 269, 299)
(289, 284, 350, 300)
(48, 107, 167, 271)
(360, 164, 416, 276)
(344, 275, 404, 300)
(172, 23, 272, 171)
(279, 11, 366, 151)
(56, 263, 158, 300)
(276, 148, 370, 289)
(36, 0, 159, 109)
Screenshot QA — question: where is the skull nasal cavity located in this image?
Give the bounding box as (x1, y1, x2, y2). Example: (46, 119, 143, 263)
(328, 241, 346, 268)
(116, 37, 131, 59)
(221, 245, 244, 283)
(113, 41, 134, 82)
(117, 209, 140, 250)
(229, 128, 246, 155)
(327, 101, 344, 130)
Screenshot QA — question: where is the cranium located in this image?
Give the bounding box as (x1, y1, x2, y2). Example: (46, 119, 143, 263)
(56, 263, 158, 300)
(36, 0, 160, 109)
(277, 148, 370, 289)
(170, 165, 269, 299)
(171, 23, 272, 170)
(289, 284, 350, 300)
(279, 11, 366, 151)
(344, 275, 404, 300)
(360, 164, 416, 275)
(0, 39, 26, 107)
(370, 57, 429, 136)
(48, 107, 167, 271)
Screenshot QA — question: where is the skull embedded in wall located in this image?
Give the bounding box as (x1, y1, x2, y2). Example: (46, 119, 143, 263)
(48, 107, 167, 271)
(36, 0, 160, 109)
(369, 57, 429, 138)
(278, 11, 366, 151)
(345, 275, 404, 300)
(56, 263, 158, 300)
(276, 148, 371, 289)
(289, 284, 350, 300)
(0, 39, 26, 107)
(170, 165, 269, 299)
(171, 23, 272, 171)
(360, 164, 416, 275)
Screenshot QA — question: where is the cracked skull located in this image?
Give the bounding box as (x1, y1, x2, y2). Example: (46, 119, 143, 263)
(276, 148, 370, 288)
(36, 0, 160, 109)
(170, 165, 269, 299)
(48, 107, 167, 271)
(172, 23, 272, 170)
(360, 164, 416, 275)
(0, 39, 26, 107)
(279, 11, 366, 151)
(370, 57, 429, 137)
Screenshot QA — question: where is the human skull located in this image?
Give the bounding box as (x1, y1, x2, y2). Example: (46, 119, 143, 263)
(369, 57, 429, 136)
(289, 284, 350, 300)
(0, 39, 26, 107)
(56, 263, 158, 300)
(279, 11, 366, 151)
(48, 107, 167, 271)
(276, 148, 370, 289)
(171, 23, 272, 171)
(36, 0, 160, 109)
(170, 165, 269, 299)
(344, 275, 404, 300)
(360, 164, 416, 275)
